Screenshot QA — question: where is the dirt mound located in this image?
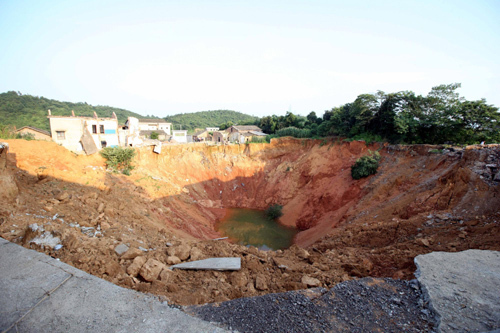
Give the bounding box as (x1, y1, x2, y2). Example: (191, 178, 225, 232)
(0, 138, 499, 305)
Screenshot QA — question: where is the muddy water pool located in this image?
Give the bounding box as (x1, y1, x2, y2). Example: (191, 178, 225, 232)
(216, 208, 297, 250)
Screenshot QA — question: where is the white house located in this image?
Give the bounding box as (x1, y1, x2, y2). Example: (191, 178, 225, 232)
(171, 130, 188, 143)
(137, 118, 171, 135)
(48, 110, 120, 154)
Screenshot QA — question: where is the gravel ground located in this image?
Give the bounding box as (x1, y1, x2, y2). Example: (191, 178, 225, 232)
(186, 277, 437, 333)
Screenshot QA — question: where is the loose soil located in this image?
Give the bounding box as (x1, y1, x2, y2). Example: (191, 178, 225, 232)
(0, 138, 499, 306)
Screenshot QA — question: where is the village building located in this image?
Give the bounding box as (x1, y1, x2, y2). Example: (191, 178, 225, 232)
(226, 125, 267, 143)
(47, 110, 120, 154)
(212, 131, 228, 143)
(171, 130, 188, 143)
(15, 126, 51, 141)
(128, 118, 172, 142)
(137, 118, 171, 134)
(193, 127, 220, 142)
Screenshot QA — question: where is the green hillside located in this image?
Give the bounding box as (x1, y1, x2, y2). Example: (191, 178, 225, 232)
(164, 110, 258, 133)
(0, 91, 146, 131)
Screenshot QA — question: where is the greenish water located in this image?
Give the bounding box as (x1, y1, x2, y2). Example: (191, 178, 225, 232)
(216, 208, 297, 250)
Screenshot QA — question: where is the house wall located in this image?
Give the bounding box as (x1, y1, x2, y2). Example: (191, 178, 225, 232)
(228, 132, 245, 143)
(85, 119, 119, 148)
(49, 117, 85, 152)
(17, 128, 51, 141)
(138, 122, 171, 135)
(172, 130, 187, 143)
(158, 123, 171, 135)
(213, 131, 227, 143)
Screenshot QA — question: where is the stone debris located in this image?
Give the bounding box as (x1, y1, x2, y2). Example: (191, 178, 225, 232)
(166, 256, 181, 265)
(188, 277, 435, 333)
(170, 257, 241, 271)
(255, 274, 268, 291)
(301, 275, 321, 287)
(167, 244, 191, 261)
(30, 232, 61, 249)
(114, 243, 130, 256)
(139, 258, 167, 282)
(126, 256, 147, 276)
(121, 247, 143, 260)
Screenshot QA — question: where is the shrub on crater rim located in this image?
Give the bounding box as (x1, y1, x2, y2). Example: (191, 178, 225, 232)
(351, 150, 381, 180)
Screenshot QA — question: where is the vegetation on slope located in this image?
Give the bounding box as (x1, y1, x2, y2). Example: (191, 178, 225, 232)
(351, 151, 381, 180)
(0, 91, 145, 131)
(163, 110, 258, 133)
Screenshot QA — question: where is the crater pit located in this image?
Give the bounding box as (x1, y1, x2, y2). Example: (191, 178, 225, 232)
(1, 138, 499, 305)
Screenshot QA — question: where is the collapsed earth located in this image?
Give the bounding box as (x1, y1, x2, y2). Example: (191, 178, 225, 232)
(0, 138, 499, 306)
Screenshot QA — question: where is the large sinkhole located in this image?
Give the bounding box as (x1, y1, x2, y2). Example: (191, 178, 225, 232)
(215, 208, 298, 250)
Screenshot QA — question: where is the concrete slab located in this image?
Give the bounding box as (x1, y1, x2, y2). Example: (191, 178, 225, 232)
(171, 257, 241, 271)
(415, 250, 500, 333)
(0, 240, 71, 330)
(0, 238, 227, 333)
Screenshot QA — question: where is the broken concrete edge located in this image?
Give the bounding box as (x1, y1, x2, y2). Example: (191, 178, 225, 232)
(170, 257, 241, 271)
(414, 254, 441, 330)
(0, 237, 229, 332)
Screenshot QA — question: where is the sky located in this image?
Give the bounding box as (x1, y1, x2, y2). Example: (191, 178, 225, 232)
(1, 0, 499, 118)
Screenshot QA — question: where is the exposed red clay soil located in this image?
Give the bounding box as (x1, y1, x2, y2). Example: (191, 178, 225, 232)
(0, 138, 499, 305)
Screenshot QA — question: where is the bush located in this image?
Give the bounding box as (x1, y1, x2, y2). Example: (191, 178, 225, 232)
(266, 204, 283, 220)
(351, 150, 381, 180)
(274, 127, 313, 139)
(0, 124, 17, 139)
(150, 131, 159, 140)
(250, 136, 267, 143)
(99, 147, 136, 175)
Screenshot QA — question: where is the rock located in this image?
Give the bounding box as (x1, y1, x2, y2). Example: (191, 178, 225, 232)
(255, 274, 268, 291)
(100, 221, 111, 230)
(114, 243, 130, 256)
(230, 272, 248, 288)
(97, 202, 105, 213)
(296, 247, 310, 260)
(167, 256, 181, 265)
(302, 275, 321, 287)
(0, 173, 19, 202)
(139, 258, 167, 282)
(160, 268, 172, 282)
(121, 248, 143, 260)
(190, 247, 204, 261)
(415, 250, 500, 333)
(126, 256, 147, 277)
(56, 192, 70, 201)
(417, 238, 430, 247)
(273, 257, 298, 271)
(167, 244, 191, 261)
(495, 171, 500, 181)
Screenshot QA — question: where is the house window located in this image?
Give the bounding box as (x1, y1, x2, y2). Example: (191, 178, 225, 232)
(92, 125, 97, 134)
(56, 131, 65, 140)
(100, 125, 104, 134)
(101, 141, 107, 148)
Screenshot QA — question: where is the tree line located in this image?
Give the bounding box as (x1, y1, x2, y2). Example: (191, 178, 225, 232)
(258, 83, 500, 144)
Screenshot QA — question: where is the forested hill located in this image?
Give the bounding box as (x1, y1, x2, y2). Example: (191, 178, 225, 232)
(164, 110, 258, 133)
(0, 91, 145, 131)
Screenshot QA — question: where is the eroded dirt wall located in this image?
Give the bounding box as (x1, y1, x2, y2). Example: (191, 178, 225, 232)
(1, 138, 499, 305)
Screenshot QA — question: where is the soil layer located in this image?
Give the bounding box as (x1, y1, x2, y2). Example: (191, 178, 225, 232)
(0, 138, 499, 305)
